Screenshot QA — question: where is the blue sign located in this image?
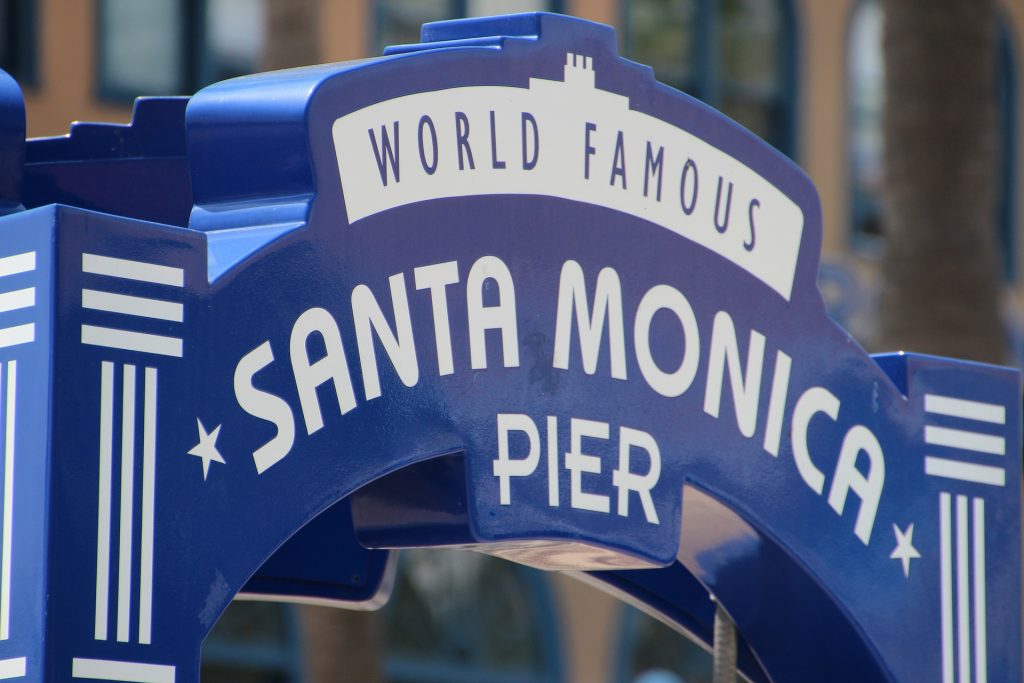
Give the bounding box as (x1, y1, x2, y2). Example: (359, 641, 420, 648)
(0, 12, 1018, 683)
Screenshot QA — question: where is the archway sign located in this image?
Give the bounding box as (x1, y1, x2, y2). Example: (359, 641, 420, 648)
(0, 12, 1017, 683)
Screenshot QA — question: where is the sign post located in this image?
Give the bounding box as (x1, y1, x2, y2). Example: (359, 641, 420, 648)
(0, 13, 1017, 682)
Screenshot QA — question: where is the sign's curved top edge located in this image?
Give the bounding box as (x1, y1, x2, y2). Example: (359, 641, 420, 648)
(185, 13, 823, 305)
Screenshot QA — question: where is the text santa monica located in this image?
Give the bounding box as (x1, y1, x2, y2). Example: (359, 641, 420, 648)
(233, 254, 886, 546)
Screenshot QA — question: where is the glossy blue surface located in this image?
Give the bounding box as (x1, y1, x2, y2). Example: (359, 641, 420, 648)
(0, 13, 1018, 683)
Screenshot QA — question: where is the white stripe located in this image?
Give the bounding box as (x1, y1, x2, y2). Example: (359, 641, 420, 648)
(116, 365, 136, 643)
(71, 658, 175, 683)
(81, 327, 182, 359)
(0, 253, 34, 279)
(925, 458, 1005, 487)
(82, 290, 183, 323)
(973, 497, 987, 683)
(82, 254, 183, 288)
(0, 657, 25, 679)
(926, 394, 1006, 425)
(925, 425, 1005, 456)
(546, 416, 558, 507)
(0, 362, 15, 640)
(956, 495, 971, 683)
(93, 366, 113, 638)
(138, 368, 156, 645)
(940, 493, 954, 683)
(0, 325, 33, 350)
(94, 363, 114, 640)
(0, 289, 33, 315)
(761, 350, 792, 456)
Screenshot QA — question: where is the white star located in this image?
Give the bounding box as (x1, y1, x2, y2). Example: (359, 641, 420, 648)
(890, 523, 921, 578)
(188, 418, 225, 481)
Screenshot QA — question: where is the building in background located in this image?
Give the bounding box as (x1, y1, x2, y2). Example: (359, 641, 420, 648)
(5, 1, 1020, 682)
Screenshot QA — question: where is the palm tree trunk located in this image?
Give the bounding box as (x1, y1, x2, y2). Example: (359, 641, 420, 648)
(262, 0, 320, 70)
(298, 605, 385, 683)
(878, 0, 1007, 364)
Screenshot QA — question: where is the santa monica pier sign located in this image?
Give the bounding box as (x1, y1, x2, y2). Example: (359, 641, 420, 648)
(0, 12, 1017, 683)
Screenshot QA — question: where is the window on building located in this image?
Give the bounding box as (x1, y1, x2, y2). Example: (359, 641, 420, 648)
(846, 0, 884, 243)
(375, 0, 563, 54)
(200, 0, 267, 85)
(100, 0, 187, 97)
(622, 0, 798, 157)
(0, 0, 36, 86)
(847, 0, 1017, 278)
(98, 0, 271, 100)
(382, 549, 563, 683)
(615, 605, 713, 683)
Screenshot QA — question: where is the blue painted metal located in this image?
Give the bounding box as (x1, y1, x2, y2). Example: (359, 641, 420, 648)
(0, 12, 1017, 683)
(23, 97, 191, 227)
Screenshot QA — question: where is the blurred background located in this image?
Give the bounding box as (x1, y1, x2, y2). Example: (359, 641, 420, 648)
(4, 0, 1019, 681)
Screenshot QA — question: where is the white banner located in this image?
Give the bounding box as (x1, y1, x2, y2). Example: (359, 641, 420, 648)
(333, 53, 804, 301)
